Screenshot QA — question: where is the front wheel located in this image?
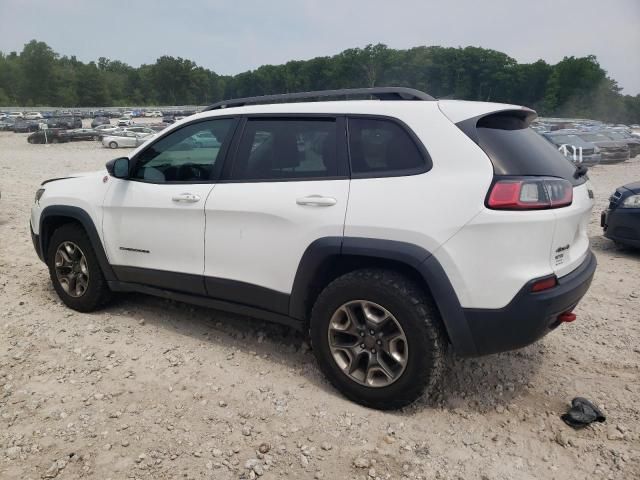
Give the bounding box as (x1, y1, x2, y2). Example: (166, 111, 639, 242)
(47, 224, 112, 312)
(109, 141, 118, 149)
(310, 269, 447, 410)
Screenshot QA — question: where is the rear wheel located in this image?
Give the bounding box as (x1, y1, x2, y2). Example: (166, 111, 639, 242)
(47, 224, 112, 312)
(109, 141, 118, 149)
(310, 269, 447, 410)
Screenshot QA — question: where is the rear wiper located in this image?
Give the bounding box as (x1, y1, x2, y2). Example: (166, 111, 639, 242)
(574, 165, 589, 179)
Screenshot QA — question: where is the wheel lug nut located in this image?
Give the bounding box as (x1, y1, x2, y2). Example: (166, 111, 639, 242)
(371, 348, 376, 354)
(360, 343, 365, 349)
(369, 330, 375, 335)
(376, 340, 382, 345)
(359, 332, 365, 337)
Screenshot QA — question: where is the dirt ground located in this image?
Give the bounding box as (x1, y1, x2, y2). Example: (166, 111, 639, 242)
(0, 123, 639, 480)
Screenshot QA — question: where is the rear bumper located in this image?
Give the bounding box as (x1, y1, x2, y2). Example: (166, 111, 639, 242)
(460, 250, 596, 356)
(602, 208, 640, 247)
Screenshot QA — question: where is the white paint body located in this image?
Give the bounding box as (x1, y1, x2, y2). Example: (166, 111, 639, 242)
(31, 98, 594, 310)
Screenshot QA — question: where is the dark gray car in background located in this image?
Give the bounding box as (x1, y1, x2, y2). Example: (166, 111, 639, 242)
(577, 132, 630, 164)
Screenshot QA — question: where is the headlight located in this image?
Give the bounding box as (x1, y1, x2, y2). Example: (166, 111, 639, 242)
(35, 188, 45, 204)
(621, 194, 640, 208)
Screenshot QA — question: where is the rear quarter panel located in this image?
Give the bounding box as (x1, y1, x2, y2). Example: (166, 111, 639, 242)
(344, 104, 494, 254)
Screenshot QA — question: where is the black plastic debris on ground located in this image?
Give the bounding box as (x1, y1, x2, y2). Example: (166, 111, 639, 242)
(561, 397, 606, 429)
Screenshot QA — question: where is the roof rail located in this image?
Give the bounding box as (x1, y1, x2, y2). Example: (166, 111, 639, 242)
(204, 87, 435, 111)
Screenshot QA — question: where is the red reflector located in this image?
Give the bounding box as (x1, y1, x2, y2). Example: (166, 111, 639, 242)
(558, 312, 576, 323)
(531, 276, 557, 292)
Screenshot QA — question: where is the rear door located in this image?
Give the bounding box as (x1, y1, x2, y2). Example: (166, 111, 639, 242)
(203, 116, 349, 312)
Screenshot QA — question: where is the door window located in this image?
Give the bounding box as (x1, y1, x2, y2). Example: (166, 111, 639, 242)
(348, 117, 427, 177)
(230, 118, 338, 181)
(131, 118, 234, 183)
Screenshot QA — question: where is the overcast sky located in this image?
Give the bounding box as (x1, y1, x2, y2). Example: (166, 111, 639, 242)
(1, 0, 639, 94)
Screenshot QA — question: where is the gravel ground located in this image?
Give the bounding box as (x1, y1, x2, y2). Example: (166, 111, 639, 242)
(0, 125, 639, 480)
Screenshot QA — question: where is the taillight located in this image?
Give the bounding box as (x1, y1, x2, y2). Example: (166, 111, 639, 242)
(487, 177, 573, 210)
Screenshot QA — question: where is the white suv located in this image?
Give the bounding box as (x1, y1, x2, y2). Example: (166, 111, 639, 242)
(30, 88, 596, 409)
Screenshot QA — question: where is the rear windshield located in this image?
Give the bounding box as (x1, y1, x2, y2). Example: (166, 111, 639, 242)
(459, 112, 582, 186)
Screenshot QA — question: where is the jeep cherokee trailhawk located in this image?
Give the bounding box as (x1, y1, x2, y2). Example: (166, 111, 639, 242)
(30, 88, 597, 409)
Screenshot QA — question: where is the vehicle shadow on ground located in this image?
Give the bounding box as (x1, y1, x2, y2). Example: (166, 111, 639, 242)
(102, 292, 340, 395)
(98, 291, 545, 413)
(429, 347, 544, 413)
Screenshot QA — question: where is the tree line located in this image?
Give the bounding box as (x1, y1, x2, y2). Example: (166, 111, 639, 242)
(1, 40, 639, 123)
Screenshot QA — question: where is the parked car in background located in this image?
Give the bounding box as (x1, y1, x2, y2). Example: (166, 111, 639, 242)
(162, 114, 176, 124)
(64, 128, 100, 141)
(599, 130, 640, 157)
(602, 181, 640, 248)
(24, 112, 44, 120)
(8, 111, 24, 119)
(117, 116, 134, 126)
(0, 118, 17, 131)
(27, 128, 67, 144)
(91, 116, 111, 128)
(542, 132, 601, 166)
(46, 116, 82, 129)
(102, 131, 155, 148)
(191, 131, 221, 148)
(576, 132, 630, 164)
(120, 126, 156, 135)
(147, 122, 171, 132)
(13, 119, 41, 133)
(93, 124, 120, 138)
(145, 110, 163, 118)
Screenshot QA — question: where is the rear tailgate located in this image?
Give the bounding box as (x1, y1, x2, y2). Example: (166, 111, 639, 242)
(550, 182, 593, 277)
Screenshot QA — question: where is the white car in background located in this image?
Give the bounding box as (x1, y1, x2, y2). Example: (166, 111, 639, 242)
(8, 111, 24, 119)
(102, 131, 155, 149)
(24, 112, 44, 120)
(145, 110, 163, 118)
(117, 116, 134, 127)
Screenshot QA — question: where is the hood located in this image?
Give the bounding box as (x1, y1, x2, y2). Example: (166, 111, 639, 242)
(623, 181, 640, 194)
(41, 169, 106, 186)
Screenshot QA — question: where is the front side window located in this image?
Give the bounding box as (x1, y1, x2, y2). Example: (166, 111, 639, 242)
(230, 118, 338, 180)
(131, 118, 233, 183)
(348, 118, 426, 176)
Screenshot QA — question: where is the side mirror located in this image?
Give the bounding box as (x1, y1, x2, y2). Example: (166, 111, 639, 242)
(106, 157, 130, 179)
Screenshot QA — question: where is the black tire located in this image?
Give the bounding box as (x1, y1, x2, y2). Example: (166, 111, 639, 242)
(46, 224, 112, 312)
(310, 269, 447, 410)
(109, 141, 118, 149)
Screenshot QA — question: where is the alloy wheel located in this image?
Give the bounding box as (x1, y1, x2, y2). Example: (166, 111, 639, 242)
(54, 241, 90, 298)
(327, 300, 408, 387)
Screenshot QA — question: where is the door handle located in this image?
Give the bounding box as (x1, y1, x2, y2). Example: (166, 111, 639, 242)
(172, 193, 201, 203)
(296, 195, 337, 207)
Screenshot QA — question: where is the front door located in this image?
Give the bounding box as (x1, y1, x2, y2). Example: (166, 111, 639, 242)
(102, 117, 236, 294)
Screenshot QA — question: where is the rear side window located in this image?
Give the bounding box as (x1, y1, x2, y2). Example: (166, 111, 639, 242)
(231, 118, 338, 181)
(348, 118, 427, 177)
(465, 112, 581, 185)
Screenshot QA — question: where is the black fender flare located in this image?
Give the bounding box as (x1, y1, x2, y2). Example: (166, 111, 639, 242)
(289, 237, 477, 356)
(39, 205, 116, 282)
